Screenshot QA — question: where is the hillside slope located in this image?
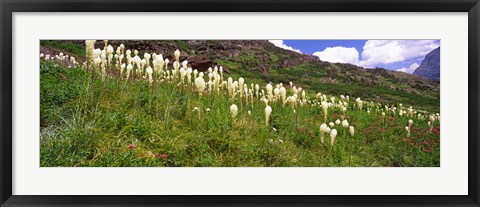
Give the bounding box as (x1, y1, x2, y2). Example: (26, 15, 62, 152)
(41, 40, 440, 111)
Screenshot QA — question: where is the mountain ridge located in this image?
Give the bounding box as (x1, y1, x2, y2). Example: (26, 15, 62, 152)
(413, 47, 440, 80)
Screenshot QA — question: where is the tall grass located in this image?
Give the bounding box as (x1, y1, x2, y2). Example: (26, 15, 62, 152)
(40, 44, 440, 167)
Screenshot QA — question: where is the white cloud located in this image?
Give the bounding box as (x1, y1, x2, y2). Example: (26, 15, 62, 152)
(359, 40, 439, 68)
(309, 40, 438, 71)
(312, 46, 359, 65)
(396, 63, 420, 74)
(268, 40, 302, 54)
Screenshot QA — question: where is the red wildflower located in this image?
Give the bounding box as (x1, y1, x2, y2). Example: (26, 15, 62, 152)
(152, 153, 159, 157)
(128, 144, 135, 149)
(422, 148, 432, 153)
(160, 154, 167, 159)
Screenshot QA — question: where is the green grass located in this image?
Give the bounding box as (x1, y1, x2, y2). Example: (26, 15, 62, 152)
(217, 60, 439, 112)
(41, 40, 86, 57)
(40, 60, 440, 167)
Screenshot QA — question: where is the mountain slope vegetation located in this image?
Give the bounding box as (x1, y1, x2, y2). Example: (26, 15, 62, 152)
(42, 40, 439, 112)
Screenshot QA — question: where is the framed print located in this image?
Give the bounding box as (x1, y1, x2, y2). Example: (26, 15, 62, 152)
(1, 0, 479, 206)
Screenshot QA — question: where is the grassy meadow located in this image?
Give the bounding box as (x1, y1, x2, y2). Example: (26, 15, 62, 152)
(40, 40, 440, 167)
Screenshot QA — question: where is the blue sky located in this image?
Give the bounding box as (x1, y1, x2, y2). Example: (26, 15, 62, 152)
(268, 40, 440, 74)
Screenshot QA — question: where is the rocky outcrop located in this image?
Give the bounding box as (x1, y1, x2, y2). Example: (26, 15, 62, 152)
(413, 47, 440, 80)
(77, 40, 321, 74)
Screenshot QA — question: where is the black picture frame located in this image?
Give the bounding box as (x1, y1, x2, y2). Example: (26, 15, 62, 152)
(1, 0, 479, 206)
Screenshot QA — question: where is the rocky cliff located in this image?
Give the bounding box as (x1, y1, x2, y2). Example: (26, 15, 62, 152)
(413, 47, 440, 81)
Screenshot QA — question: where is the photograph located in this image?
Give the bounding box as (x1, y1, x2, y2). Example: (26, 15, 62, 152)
(39, 39, 440, 167)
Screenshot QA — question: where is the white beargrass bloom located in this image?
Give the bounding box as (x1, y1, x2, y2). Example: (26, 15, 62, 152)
(289, 95, 297, 107)
(265, 105, 272, 126)
(133, 56, 141, 70)
(146, 66, 153, 84)
(266, 83, 273, 99)
(349, 126, 355, 137)
(174, 49, 180, 61)
(144, 53, 151, 64)
(173, 60, 180, 70)
(408, 119, 413, 128)
(329, 122, 334, 127)
(319, 123, 328, 143)
(94, 57, 101, 66)
(405, 126, 411, 137)
(164, 59, 170, 69)
(273, 88, 280, 100)
(182, 60, 188, 69)
(248, 110, 251, 116)
(261, 97, 269, 106)
(230, 104, 238, 119)
(356, 97, 363, 110)
(195, 76, 206, 95)
(193, 69, 198, 80)
(180, 67, 187, 84)
(107, 45, 114, 54)
(330, 129, 338, 146)
(239, 77, 244, 89)
(342, 119, 349, 128)
(207, 80, 213, 93)
(119, 54, 124, 64)
(335, 119, 341, 125)
(279, 87, 287, 103)
(107, 53, 113, 64)
(227, 77, 234, 96)
(186, 67, 193, 84)
(93, 48, 102, 58)
(428, 115, 436, 132)
(321, 101, 328, 121)
(85, 40, 96, 63)
(120, 63, 126, 75)
(127, 64, 133, 73)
